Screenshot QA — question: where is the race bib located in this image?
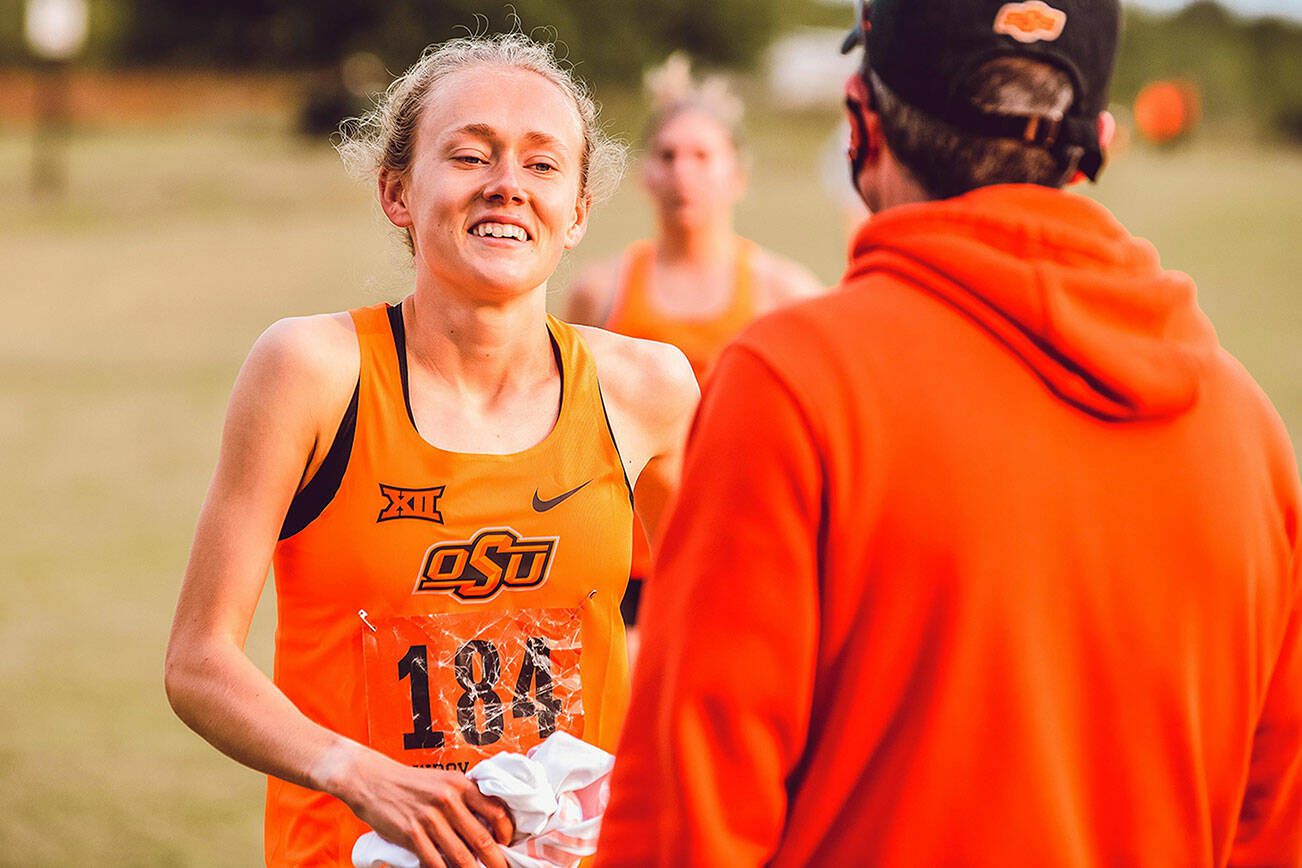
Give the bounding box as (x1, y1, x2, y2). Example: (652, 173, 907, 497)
(362, 608, 583, 772)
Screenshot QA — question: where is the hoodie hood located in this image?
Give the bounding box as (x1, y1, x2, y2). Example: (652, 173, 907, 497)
(846, 185, 1218, 421)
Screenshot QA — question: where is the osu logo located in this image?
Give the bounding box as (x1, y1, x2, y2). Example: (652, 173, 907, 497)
(415, 527, 557, 601)
(994, 1, 1067, 43)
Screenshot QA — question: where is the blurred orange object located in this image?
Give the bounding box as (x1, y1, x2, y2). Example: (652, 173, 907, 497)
(1134, 79, 1201, 144)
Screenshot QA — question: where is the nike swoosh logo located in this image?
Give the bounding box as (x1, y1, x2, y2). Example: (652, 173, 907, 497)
(532, 480, 591, 512)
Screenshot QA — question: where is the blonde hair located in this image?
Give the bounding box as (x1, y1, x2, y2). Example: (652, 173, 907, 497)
(336, 32, 626, 232)
(641, 52, 745, 149)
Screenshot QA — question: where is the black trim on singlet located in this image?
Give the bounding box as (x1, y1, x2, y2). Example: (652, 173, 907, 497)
(386, 301, 567, 440)
(590, 347, 639, 625)
(278, 380, 360, 540)
(596, 383, 636, 510)
(387, 302, 418, 429)
(551, 331, 564, 409)
(620, 577, 644, 626)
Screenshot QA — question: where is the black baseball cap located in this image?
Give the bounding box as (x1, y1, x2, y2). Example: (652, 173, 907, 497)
(842, 0, 1121, 180)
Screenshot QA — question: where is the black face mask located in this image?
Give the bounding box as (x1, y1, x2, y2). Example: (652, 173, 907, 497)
(841, 0, 874, 192)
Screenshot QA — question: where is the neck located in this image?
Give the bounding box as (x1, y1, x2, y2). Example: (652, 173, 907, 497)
(655, 217, 735, 264)
(402, 280, 553, 400)
(858, 146, 932, 215)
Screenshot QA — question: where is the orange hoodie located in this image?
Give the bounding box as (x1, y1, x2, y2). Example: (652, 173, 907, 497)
(597, 185, 1301, 867)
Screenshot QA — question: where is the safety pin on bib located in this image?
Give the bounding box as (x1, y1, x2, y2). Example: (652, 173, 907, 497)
(358, 609, 377, 633)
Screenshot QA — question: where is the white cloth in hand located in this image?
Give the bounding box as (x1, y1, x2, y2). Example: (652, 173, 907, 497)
(352, 732, 615, 868)
(352, 831, 421, 868)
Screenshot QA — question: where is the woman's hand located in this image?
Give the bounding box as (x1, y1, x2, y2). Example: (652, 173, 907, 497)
(318, 741, 515, 868)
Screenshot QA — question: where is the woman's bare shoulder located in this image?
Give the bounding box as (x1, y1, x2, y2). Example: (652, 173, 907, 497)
(235, 311, 361, 431)
(571, 324, 698, 432)
(250, 312, 357, 386)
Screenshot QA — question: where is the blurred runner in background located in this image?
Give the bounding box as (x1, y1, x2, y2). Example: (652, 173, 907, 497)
(565, 54, 822, 645)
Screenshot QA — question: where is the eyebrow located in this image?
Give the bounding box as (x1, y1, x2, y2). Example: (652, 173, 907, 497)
(448, 124, 572, 153)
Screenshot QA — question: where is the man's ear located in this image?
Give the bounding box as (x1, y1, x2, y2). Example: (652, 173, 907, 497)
(378, 167, 412, 228)
(1066, 111, 1117, 187)
(563, 192, 591, 250)
(844, 73, 880, 170)
(1098, 110, 1117, 153)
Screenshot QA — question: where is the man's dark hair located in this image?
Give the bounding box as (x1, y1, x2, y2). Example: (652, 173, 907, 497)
(871, 56, 1081, 200)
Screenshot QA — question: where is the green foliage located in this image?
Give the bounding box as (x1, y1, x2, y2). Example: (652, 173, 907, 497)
(2, 0, 1299, 137)
(0, 0, 23, 61)
(779, 0, 856, 30)
(71, 0, 780, 82)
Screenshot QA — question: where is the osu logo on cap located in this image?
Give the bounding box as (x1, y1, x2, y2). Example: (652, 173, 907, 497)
(415, 527, 557, 601)
(994, 0, 1067, 43)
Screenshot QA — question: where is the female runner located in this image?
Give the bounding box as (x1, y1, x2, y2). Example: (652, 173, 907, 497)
(165, 33, 696, 868)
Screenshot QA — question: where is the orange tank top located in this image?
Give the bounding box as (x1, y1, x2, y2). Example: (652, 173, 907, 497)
(604, 238, 757, 583)
(603, 237, 757, 383)
(266, 302, 634, 865)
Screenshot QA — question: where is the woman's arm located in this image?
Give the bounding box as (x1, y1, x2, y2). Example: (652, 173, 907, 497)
(579, 328, 698, 668)
(575, 326, 699, 544)
(164, 315, 512, 868)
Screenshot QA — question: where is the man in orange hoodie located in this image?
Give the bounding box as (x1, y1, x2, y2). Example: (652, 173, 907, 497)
(596, 1, 1301, 865)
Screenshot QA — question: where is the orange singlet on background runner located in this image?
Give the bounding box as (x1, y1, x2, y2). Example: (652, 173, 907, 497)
(266, 302, 634, 865)
(603, 238, 757, 383)
(603, 238, 756, 582)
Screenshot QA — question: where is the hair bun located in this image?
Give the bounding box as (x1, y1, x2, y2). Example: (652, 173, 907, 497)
(643, 52, 744, 129)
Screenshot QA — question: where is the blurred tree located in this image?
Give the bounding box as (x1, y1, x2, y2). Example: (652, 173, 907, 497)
(2, 0, 1298, 140)
(0, 0, 23, 60)
(1243, 17, 1302, 140)
(100, 0, 781, 81)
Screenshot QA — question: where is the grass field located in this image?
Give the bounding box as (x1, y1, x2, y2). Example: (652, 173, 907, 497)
(1, 101, 1299, 863)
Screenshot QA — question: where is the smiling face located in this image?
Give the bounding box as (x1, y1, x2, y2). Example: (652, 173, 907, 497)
(378, 64, 590, 303)
(642, 109, 744, 233)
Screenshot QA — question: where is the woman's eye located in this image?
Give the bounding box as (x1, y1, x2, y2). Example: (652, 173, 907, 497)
(530, 162, 557, 173)
(454, 155, 487, 165)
